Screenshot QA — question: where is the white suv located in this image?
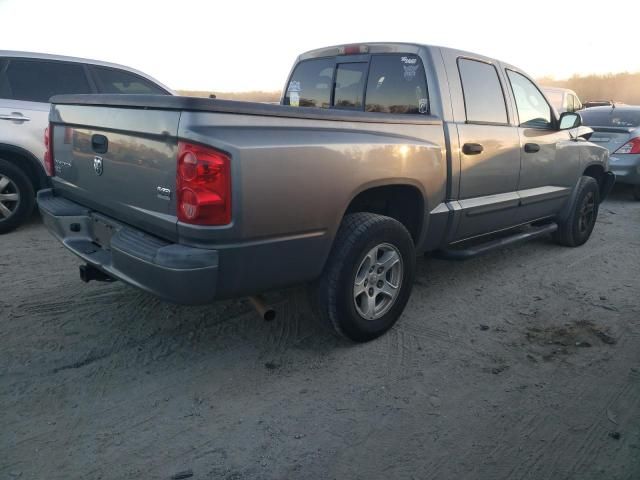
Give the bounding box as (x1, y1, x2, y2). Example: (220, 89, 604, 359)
(0, 51, 173, 233)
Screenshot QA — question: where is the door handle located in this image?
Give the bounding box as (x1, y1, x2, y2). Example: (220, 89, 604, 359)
(91, 134, 108, 154)
(462, 143, 484, 155)
(0, 112, 31, 122)
(524, 143, 540, 153)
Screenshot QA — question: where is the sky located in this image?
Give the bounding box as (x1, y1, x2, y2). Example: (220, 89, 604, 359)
(1, 0, 639, 92)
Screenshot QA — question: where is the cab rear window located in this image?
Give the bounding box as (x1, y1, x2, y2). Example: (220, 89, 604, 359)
(334, 63, 367, 110)
(283, 58, 334, 108)
(365, 55, 428, 114)
(284, 53, 429, 115)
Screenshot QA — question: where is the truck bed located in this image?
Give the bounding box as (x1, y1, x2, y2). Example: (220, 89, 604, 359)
(45, 94, 448, 301)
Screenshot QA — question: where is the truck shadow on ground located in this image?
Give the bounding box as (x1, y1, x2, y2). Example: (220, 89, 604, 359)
(16, 183, 633, 377)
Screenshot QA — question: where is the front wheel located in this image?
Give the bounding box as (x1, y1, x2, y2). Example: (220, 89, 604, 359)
(553, 176, 600, 247)
(632, 185, 640, 201)
(314, 213, 416, 342)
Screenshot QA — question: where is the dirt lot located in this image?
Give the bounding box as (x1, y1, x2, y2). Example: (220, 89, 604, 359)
(1, 186, 639, 480)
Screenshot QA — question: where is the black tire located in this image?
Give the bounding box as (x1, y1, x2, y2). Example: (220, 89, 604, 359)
(314, 212, 416, 342)
(553, 176, 599, 247)
(632, 185, 640, 201)
(0, 158, 35, 234)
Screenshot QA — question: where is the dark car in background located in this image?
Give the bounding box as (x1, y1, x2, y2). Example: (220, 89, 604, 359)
(584, 100, 614, 109)
(0, 51, 173, 233)
(580, 106, 640, 200)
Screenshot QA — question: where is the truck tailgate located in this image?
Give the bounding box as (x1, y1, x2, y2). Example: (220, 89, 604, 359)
(50, 104, 180, 241)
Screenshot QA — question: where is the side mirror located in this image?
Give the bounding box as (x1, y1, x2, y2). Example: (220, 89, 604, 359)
(559, 111, 581, 130)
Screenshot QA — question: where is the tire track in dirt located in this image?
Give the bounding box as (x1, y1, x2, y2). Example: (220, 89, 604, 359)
(565, 379, 640, 477)
(5, 291, 330, 454)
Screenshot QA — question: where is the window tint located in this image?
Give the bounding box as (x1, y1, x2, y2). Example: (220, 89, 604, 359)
(92, 66, 166, 94)
(507, 71, 552, 128)
(365, 54, 428, 114)
(458, 59, 508, 124)
(3, 59, 91, 102)
(334, 63, 367, 110)
(284, 58, 334, 108)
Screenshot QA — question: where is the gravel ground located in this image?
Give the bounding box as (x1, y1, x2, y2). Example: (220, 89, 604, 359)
(1, 186, 639, 480)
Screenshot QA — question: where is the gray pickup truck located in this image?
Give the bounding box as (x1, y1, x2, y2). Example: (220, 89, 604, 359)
(38, 43, 614, 342)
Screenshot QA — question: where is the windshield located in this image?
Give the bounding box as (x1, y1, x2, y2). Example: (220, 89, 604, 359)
(580, 108, 640, 128)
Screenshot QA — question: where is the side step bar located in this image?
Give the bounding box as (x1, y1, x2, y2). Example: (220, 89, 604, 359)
(437, 223, 558, 260)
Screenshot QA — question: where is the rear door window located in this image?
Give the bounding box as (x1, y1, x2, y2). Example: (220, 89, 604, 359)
(458, 58, 508, 124)
(0, 58, 9, 99)
(333, 63, 367, 110)
(3, 59, 91, 102)
(365, 54, 428, 114)
(284, 57, 335, 108)
(91, 66, 167, 94)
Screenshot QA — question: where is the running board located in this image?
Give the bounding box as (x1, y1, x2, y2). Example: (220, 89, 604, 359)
(436, 223, 558, 260)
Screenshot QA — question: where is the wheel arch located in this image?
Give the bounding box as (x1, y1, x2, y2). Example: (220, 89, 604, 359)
(340, 180, 427, 244)
(0, 144, 49, 191)
(582, 162, 610, 201)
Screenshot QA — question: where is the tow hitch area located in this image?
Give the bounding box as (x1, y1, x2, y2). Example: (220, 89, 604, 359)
(79, 264, 115, 283)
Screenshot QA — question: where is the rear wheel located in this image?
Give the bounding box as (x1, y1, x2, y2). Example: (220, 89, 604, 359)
(553, 176, 599, 247)
(314, 213, 416, 342)
(632, 185, 640, 201)
(0, 159, 35, 234)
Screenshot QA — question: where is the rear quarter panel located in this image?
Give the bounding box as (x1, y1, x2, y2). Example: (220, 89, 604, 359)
(178, 112, 447, 260)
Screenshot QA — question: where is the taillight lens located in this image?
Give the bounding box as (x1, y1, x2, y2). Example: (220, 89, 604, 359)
(614, 137, 640, 154)
(44, 124, 54, 176)
(176, 141, 231, 225)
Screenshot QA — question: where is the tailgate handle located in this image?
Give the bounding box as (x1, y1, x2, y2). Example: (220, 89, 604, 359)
(91, 134, 108, 154)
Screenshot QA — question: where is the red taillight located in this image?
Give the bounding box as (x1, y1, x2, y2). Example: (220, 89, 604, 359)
(614, 137, 640, 154)
(339, 44, 369, 55)
(176, 141, 231, 225)
(44, 125, 54, 176)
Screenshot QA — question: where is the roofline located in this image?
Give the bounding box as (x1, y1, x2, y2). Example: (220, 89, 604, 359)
(0, 50, 174, 94)
(298, 42, 428, 60)
(296, 42, 525, 71)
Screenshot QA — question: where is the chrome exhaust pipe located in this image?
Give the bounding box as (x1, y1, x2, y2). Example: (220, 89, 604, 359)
(248, 295, 276, 321)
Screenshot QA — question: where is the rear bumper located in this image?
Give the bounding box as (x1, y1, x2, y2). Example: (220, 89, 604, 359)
(609, 155, 640, 185)
(37, 189, 220, 305)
